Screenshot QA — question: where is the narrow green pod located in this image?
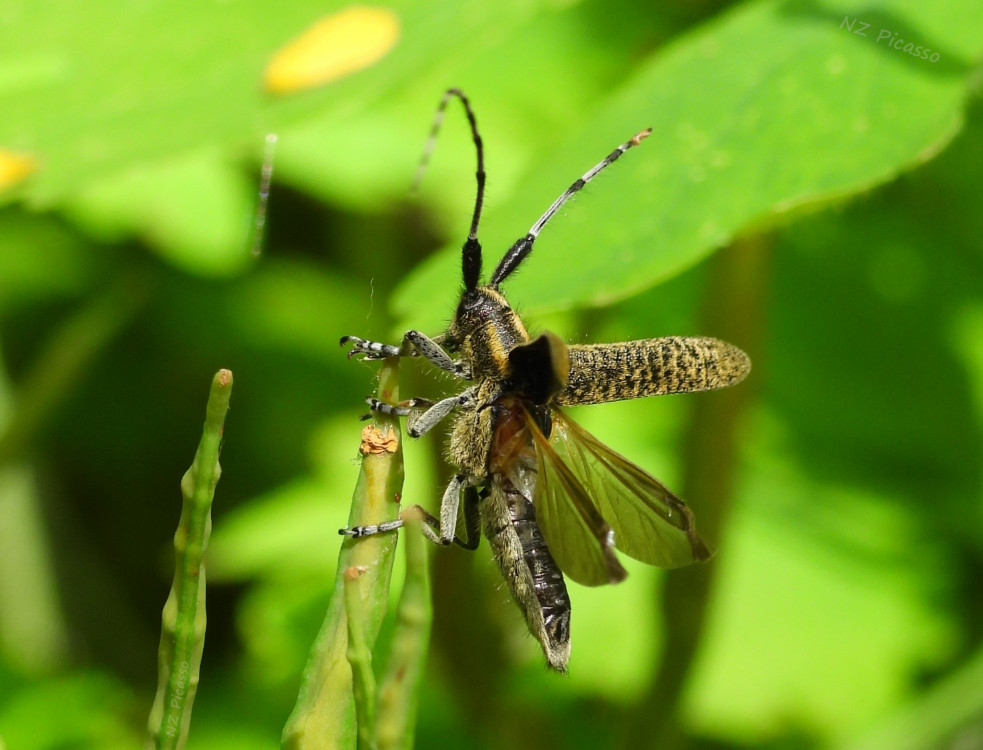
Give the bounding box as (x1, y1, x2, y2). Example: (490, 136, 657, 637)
(375, 510, 431, 750)
(344, 565, 378, 749)
(145, 369, 233, 750)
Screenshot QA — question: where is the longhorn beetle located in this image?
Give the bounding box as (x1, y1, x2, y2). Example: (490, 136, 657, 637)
(340, 89, 750, 671)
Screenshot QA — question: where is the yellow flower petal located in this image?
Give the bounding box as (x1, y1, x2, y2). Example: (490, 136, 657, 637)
(264, 6, 400, 94)
(0, 149, 37, 190)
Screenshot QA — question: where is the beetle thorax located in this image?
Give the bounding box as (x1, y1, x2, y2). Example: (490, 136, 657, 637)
(448, 287, 530, 379)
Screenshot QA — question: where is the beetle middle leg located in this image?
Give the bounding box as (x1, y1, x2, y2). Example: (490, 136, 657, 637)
(366, 387, 476, 438)
(340, 478, 482, 551)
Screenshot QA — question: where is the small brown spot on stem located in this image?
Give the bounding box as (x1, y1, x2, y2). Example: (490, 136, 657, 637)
(344, 565, 369, 581)
(360, 424, 398, 454)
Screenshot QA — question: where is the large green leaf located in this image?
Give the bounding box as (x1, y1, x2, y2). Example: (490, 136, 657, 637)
(394, 0, 983, 329)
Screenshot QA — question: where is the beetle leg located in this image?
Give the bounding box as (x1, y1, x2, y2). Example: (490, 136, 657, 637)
(341, 331, 470, 379)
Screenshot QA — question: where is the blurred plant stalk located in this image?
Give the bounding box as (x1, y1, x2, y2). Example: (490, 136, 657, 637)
(0, 278, 146, 675)
(627, 233, 769, 749)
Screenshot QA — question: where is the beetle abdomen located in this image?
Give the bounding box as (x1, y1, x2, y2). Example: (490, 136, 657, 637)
(508, 484, 571, 659)
(482, 474, 571, 671)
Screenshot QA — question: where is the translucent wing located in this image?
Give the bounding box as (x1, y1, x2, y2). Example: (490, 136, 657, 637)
(525, 411, 628, 587)
(547, 410, 712, 568)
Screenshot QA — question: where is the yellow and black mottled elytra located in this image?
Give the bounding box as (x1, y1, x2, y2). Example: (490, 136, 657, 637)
(559, 337, 750, 406)
(340, 89, 750, 672)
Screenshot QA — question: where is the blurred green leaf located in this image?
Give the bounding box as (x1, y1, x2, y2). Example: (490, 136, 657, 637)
(0, 211, 98, 309)
(842, 643, 983, 750)
(222, 260, 379, 363)
(63, 151, 258, 276)
(208, 477, 346, 582)
(686, 441, 958, 744)
(0, 671, 138, 750)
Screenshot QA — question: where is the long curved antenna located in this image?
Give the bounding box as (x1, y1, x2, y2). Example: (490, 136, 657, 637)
(490, 128, 652, 288)
(414, 88, 486, 291)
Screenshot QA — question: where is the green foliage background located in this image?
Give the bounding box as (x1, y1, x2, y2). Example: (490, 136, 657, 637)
(1, 0, 982, 748)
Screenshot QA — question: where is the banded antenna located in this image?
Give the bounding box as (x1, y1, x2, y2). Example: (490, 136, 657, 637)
(415, 88, 486, 292)
(489, 128, 652, 288)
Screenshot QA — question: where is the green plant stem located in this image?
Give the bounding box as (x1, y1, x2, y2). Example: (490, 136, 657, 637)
(145, 368, 233, 750)
(282, 358, 404, 750)
(375, 510, 431, 750)
(344, 566, 378, 749)
(626, 234, 769, 749)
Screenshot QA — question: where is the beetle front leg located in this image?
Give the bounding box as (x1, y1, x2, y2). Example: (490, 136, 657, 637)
(363, 397, 435, 420)
(341, 330, 471, 379)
